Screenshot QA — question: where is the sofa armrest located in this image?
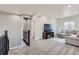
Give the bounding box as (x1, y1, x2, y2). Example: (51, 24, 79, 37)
(66, 36, 79, 41)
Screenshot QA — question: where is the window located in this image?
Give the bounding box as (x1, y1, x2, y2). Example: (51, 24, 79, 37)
(64, 21, 75, 30)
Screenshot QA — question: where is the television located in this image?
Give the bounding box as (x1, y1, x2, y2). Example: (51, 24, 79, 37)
(44, 24, 52, 32)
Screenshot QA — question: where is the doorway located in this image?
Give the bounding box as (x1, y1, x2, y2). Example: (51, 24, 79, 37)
(23, 17, 31, 46)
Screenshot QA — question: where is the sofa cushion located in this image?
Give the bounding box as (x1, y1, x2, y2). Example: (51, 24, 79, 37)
(70, 35, 77, 37)
(77, 32, 79, 37)
(66, 30, 78, 35)
(66, 36, 79, 41)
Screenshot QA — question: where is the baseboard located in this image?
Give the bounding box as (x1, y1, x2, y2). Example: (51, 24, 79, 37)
(10, 44, 25, 50)
(23, 39, 30, 46)
(10, 40, 27, 50)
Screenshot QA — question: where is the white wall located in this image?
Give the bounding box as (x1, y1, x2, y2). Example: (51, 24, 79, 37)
(0, 12, 23, 48)
(32, 15, 47, 40)
(31, 15, 57, 40)
(57, 15, 79, 32)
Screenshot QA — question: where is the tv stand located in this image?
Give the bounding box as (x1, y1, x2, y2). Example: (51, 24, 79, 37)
(43, 32, 54, 39)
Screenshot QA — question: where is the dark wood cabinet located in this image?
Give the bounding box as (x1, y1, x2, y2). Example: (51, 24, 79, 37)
(43, 32, 54, 39)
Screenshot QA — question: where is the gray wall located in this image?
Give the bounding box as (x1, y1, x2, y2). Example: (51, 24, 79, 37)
(0, 12, 23, 48)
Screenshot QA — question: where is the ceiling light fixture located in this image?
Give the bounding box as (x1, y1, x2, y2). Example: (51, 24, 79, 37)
(68, 5, 72, 8)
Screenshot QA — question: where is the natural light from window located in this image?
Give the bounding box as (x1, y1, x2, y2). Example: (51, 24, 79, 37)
(64, 21, 75, 31)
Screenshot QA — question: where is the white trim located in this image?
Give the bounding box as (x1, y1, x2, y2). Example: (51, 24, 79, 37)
(10, 41, 26, 50)
(10, 45, 24, 50)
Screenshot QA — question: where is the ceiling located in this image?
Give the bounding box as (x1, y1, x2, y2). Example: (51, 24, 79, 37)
(0, 4, 79, 19)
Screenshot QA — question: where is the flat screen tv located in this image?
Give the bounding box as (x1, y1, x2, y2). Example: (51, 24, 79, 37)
(44, 24, 52, 32)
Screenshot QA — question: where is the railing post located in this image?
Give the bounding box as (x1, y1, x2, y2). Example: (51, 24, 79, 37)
(5, 30, 8, 38)
(4, 30, 9, 55)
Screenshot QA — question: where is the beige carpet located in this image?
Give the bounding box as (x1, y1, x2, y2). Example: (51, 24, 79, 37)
(8, 38, 79, 55)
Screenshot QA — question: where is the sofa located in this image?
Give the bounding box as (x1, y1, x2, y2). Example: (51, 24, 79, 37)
(57, 30, 78, 38)
(57, 30, 79, 47)
(65, 35, 79, 47)
(57, 32, 69, 38)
